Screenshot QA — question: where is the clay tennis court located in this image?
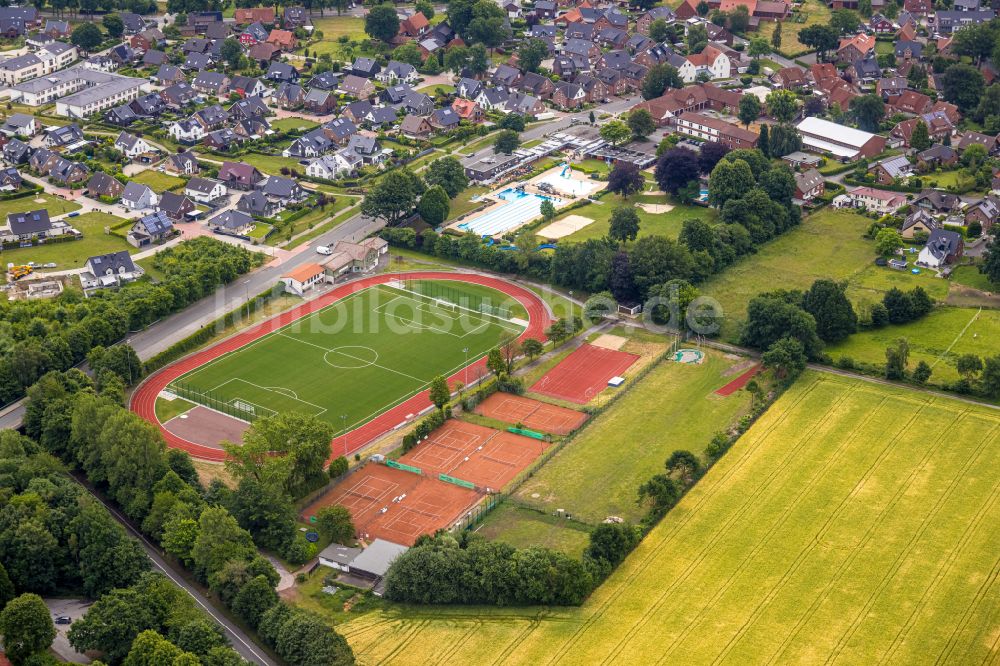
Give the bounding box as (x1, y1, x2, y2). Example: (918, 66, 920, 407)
(474, 393, 587, 435)
(399, 420, 550, 492)
(530, 343, 640, 404)
(301, 463, 480, 547)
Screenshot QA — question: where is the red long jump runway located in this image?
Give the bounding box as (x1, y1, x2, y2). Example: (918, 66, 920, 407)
(715, 364, 761, 397)
(398, 419, 550, 491)
(474, 392, 588, 435)
(300, 464, 481, 547)
(129, 272, 552, 462)
(530, 343, 640, 405)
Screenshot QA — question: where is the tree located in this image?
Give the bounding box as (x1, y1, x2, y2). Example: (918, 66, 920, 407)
(316, 505, 355, 545)
(738, 94, 761, 128)
(798, 24, 839, 61)
(767, 123, 802, 157)
(599, 120, 631, 147)
(655, 147, 700, 196)
(365, 4, 400, 42)
(638, 474, 679, 517)
(980, 356, 1000, 398)
(0, 594, 55, 664)
(961, 143, 987, 169)
(981, 225, 1000, 287)
(748, 36, 770, 60)
(649, 18, 670, 42)
(850, 94, 885, 132)
(609, 205, 640, 243)
(539, 199, 556, 222)
(0, 562, 13, 611)
(606, 162, 644, 199)
(666, 449, 702, 486)
(584, 523, 640, 568)
(518, 38, 548, 73)
(232, 576, 279, 629)
(521, 338, 544, 360)
(758, 123, 771, 157)
(740, 294, 822, 359)
(87, 344, 141, 385)
(219, 37, 242, 69)
(498, 113, 525, 133)
(950, 21, 996, 64)
(957, 354, 984, 379)
(708, 159, 755, 208)
(102, 14, 124, 39)
(627, 109, 655, 140)
(71, 23, 104, 53)
(269, 607, 354, 666)
(830, 8, 861, 34)
(640, 63, 682, 100)
(361, 169, 422, 225)
(190, 507, 257, 582)
(686, 23, 708, 54)
(467, 0, 510, 50)
(909, 120, 931, 151)
(942, 63, 985, 112)
(771, 20, 782, 49)
(912, 360, 932, 384)
(493, 129, 520, 154)
(801, 279, 857, 342)
(698, 142, 729, 174)
(424, 156, 468, 198)
(417, 185, 450, 226)
(765, 89, 798, 123)
(762, 337, 807, 379)
(228, 412, 335, 496)
(443, 45, 470, 73)
(428, 375, 450, 408)
(392, 42, 424, 68)
(415, 0, 435, 19)
(885, 337, 910, 380)
(874, 227, 903, 257)
(467, 44, 489, 75)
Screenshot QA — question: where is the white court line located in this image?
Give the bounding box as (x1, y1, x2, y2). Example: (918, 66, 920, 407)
(211, 377, 328, 416)
(276, 332, 429, 384)
(381, 283, 525, 333)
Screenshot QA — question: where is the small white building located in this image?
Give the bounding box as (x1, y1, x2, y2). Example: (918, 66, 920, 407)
(114, 131, 157, 160)
(121, 181, 158, 211)
(318, 543, 363, 571)
(80, 251, 143, 290)
(184, 176, 227, 203)
(169, 118, 206, 143)
(280, 262, 326, 296)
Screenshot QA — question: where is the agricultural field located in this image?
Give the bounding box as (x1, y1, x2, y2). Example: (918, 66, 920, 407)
(825, 306, 1000, 385)
(162, 281, 525, 431)
(4, 212, 133, 272)
(339, 372, 1000, 665)
(512, 351, 752, 525)
(550, 193, 718, 243)
(129, 169, 187, 192)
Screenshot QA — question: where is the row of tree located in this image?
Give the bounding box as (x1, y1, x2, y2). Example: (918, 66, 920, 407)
(361, 156, 469, 227)
(0, 237, 260, 408)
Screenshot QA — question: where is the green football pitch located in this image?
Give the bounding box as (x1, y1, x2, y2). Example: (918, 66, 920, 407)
(166, 282, 525, 430)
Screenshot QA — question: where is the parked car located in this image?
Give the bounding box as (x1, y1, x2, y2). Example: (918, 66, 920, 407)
(67, 212, 80, 217)
(316, 246, 333, 255)
(55, 616, 72, 625)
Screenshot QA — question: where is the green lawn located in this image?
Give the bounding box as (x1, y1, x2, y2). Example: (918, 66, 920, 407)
(474, 504, 592, 558)
(415, 84, 456, 96)
(246, 223, 272, 240)
(2, 212, 133, 272)
(0, 192, 80, 219)
(825, 306, 1000, 385)
(241, 152, 307, 176)
(287, 201, 361, 248)
(925, 169, 979, 193)
(756, 0, 831, 56)
(340, 373, 1000, 666)
(951, 264, 995, 293)
(513, 351, 752, 524)
(162, 282, 525, 430)
(551, 194, 717, 243)
(301, 16, 367, 59)
(447, 185, 490, 221)
(266, 195, 357, 245)
(407, 278, 528, 320)
(155, 397, 195, 422)
(271, 117, 320, 132)
(701, 208, 879, 341)
(129, 170, 187, 193)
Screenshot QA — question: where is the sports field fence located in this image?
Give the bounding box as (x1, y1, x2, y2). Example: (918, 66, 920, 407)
(403, 279, 512, 319)
(167, 379, 277, 423)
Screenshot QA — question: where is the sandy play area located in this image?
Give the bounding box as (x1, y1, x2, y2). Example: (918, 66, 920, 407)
(538, 214, 595, 239)
(638, 203, 674, 214)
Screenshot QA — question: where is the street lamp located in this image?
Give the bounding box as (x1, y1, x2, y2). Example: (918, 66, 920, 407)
(463, 347, 469, 386)
(340, 414, 347, 457)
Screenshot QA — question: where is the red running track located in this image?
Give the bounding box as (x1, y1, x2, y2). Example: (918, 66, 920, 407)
(130, 272, 552, 462)
(530, 343, 640, 404)
(714, 364, 761, 397)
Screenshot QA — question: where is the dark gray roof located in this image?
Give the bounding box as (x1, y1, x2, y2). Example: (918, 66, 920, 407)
(122, 180, 154, 202)
(88, 250, 136, 274)
(136, 210, 172, 234)
(209, 209, 254, 230)
(260, 175, 300, 198)
(7, 209, 50, 235)
(924, 228, 961, 261)
(158, 191, 191, 213)
(186, 176, 221, 193)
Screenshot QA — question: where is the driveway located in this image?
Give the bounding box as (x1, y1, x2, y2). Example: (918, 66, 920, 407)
(43, 598, 92, 664)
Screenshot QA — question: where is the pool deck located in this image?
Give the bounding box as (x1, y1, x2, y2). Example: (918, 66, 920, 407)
(448, 166, 604, 238)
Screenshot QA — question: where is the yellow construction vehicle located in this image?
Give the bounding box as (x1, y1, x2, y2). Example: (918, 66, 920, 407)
(9, 265, 33, 280)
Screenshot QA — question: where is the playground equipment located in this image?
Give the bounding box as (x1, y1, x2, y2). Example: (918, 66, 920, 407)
(560, 163, 570, 178)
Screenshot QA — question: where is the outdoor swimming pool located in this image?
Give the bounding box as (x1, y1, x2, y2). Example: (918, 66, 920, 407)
(458, 188, 559, 237)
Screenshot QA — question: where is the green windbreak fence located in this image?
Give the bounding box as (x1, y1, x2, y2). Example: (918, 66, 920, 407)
(508, 427, 546, 440)
(405, 279, 512, 319)
(386, 459, 422, 475)
(439, 473, 476, 490)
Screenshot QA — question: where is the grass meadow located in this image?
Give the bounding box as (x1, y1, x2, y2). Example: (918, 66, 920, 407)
(4, 212, 132, 272)
(129, 170, 186, 193)
(548, 193, 718, 244)
(512, 351, 752, 524)
(338, 372, 1000, 665)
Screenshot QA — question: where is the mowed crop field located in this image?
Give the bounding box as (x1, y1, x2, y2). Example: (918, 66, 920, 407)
(339, 373, 1000, 665)
(163, 282, 523, 430)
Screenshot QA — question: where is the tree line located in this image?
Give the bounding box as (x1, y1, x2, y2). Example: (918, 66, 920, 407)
(0, 237, 260, 408)
(20, 370, 355, 666)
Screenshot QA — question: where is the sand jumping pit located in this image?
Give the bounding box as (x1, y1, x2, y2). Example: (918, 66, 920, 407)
(591, 333, 627, 350)
(638, 203, 674, 214)
(539, 214, 595, 239)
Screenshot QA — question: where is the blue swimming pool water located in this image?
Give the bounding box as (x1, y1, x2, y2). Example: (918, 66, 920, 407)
(458, 189, 557, 236)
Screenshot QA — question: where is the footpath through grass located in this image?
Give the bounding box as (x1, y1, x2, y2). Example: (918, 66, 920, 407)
(339, 372, 1000, 666)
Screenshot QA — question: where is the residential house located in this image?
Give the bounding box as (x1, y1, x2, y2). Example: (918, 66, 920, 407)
(553, 81, 587, 108)
(505, 92, 544, 116)
(155, 64, 186, 86)
(916, 144, 959, 170)
(142, 50, 168, 67)
(877, 76, 908, 100)
(834, 186, 907, 214)
(237, 189, 280, 217)
(0, 113, 36, 138)
(218, 161, 264, 190)
(324, 117, 359, 145)
(402, 92, 434, 116)
(492, 64, 523, 88)
(868, 155, 913, 184)
(2, 209, 54, 241)
(630, 83, 742, 127)
(80, 252, 143, 290)
(192, 70, 230, 97)
(120, 181, 158, 211)
(364, 106, 398, 129)
(307, 71, 342, 90)
(273, 81, 306, 108)
(845, 56, 881, 85)
(127, 210, 174, 247)
(869, 13, 894, 32)
(240, 21, 270, 47)
(157, 191, 196, 222)
(182, 52, 212, 71)
(161, 82, 198, 108)
(303, 88, 336, 114)
(0, 167, 22, 191)
(457, 77, 482, 99)
(376, 61, 418, 85)
(43, 19, 70, 38)
(249, 42, 280, 64)
(451, 98, 482, 122)
(895, 40, 923, 61)
(520, 72, 555, 100)
(637, 6, 677, 34)
(114, 131, 157, 161)
(933, 10, 997, 34)
(917, 229, 963, 268)
(3, 139, 30, 164)
(266, 61, 298, 83)
(319, 237, 387, 277)
(203, 128, 241, 150)
(911, 189, 963, 214)
(964, 196, 998, 231)
(836, 33, 876, 63)
(207, 209, 255, 236)
(340, 74, 375, 98)
(46, 157, 89, 184)
(891, 89, 932, 115)
(283, 128, 332, 158)
(900, 208, 938, 239)
(259, 175, 307, 205)
(398, 12, 430, 40)
(680, 44, 731, 83)
(86, 172, 123, 199)
(344, 134, 387, 165)
(120, 12, 145, 34)
(771, 66, 810, 90)
(184, 176, 227, 203)
(891, 114, 952, 146)
(400, 113, 433, 138)
(307, 152, 359, 179)
(130, 28, 165, 52)
(267, 29, 297, 51)
(351, 57, 381, 79)
(794, 168, 825, 201)
(429, 107, 460, 129)
(45, 123, 85, 149)
(574, 74, 609, 103)
(957, 131, 998, 155)
(233, 116, 270, 139)
(234, 7, 275, 25)
(169, 118, 206, 143)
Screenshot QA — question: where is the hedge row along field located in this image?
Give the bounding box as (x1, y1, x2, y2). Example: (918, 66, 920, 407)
(338, 372, 1000, 665)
